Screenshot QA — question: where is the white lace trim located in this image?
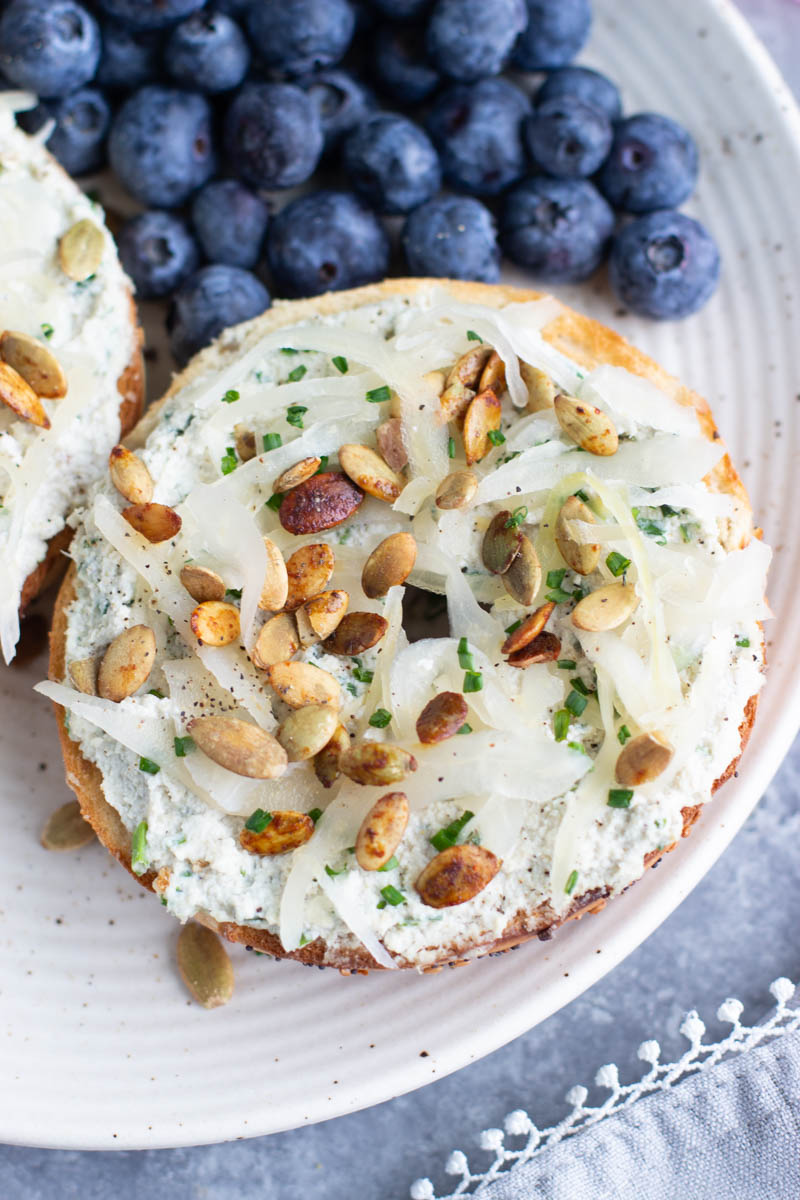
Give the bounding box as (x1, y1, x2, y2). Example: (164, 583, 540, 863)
(410, 977, 800, 1199)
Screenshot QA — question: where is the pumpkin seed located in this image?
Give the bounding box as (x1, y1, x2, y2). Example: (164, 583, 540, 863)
(108, 444, 154, 505)
(572, 583, 639, 632)
(251, 612, 299, 669)
(361, 532, 417, 599)
(240, 811, 314, 855)
(415, 844, 501, 908)
(482, 510, 522, 575)
(339, 741, 418, 786)
(0, 360, 50, 428)
(122, 502, 182, 543)
(279, 471, 363, 535)
(274, 456, 322, 493)
(554, 394, 618, 456)
(376, 418, 408, 471)
(180, 563, 226, 603)
(0, 329, 67, 398)
(501, 534, 541, 605)
(555, 495, 600, 575)
(40, 799, 95, 851)
(190, 600, 240, 646)
(314, 722, 349, 788)
(615, 731, 673, 787)
(355, 791, 409, 871)
(58, 218, 105, 281)
(266, 661, 340, 708)
(234, 424, 257, 462)
(339, 443, 404, 503)
(277, 704, 340, 762)
(188, 715, 288, 778)
(284, 542, 335, 611)
(259, 537, 289, 611)
(501, 602, 555, 654)
(97, 624, 156, 702)
(435, 469, 478, 511)
(520, 362, 556, 413)
(463, 387, 502, 465)
(298, 589, 349, 644)
(479, 350, 506, 394)
(176, 922, 234, 1009)
(68, 656, 97, 695)
(447, 344, 493, 389)
(322, 611, 388, 656)
(415, 691, 469, 744)
(507, 630, 561, 668)
(439, 380, 476, 425)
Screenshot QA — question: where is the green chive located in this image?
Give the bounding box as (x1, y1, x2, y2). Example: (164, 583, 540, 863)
(546, 587, 574, 604)
(378, 855, 399, 872)
(606, 551, 631, 577)
(505, 620, 522, 635)
(316, 454, 329, 473)
(352, 661, 374, 684)
(736, 637, 750, 648)
(369, 708, 392, 728)
(265, 493, 284, 512)
(567, 741, 587, 754)
(557, 660, 576, 670)
(617, 724, 632, 745)
(504, 505, 528, 530)
(635, 512, 666, 542)
(660, 504, 679, 517)
(680, 523, 692, 543)
(379, 884, 405, 906)
(308, 808, 323, 824)
(564, 869, 578, 895)
(138, 757, 160, 775)
(574, 488, 590, 503)
(332, 355, 348, 374)
(456, 723, 472, 735)
(131, 821, 148, 875)
(41, 322, 54, 339)
(221, 389, 239, 404)
(466, 330, 482, 342)
(430, 810, 474, 853)
(345, 682, 358, 696)
(245, 809, 272, 832)
(325, 863, 348, 878)
(286, 405, 307, 428)
(148, 688, 165, 698)
(546, 568, 567, 589)
(569, 677, 592, 697)
(173, 736, 194, 757)
(366, 385, 391, 404)
(281, 347, 299, 355)
(457, 636, 474, 670)
(608, 789, 634, 809)
(488, 430, 506, 446)
(565, 690, 588, 718)
(220, 446, 238, 475)
(447, 436, 456, 459)
(263, 432, 282, 451)
(463, 670, 483, 693)
(299, 933, 310, 946)
(288, 364, 307, 383)
(225, 588, 243, 602)
(553, 709, 570, 741)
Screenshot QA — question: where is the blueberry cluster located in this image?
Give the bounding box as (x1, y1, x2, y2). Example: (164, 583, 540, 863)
(0, 0, 720, 364)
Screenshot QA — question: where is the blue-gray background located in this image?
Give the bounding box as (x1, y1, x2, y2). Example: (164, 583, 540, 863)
(3, 2, 799, 1196)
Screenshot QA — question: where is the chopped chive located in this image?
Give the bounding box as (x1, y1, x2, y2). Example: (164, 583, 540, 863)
(567, 741, 587, 754)
(456, 722, 472, 735)
(366, 385, 391, 404)
(265, 493, 284, 512)
(286, 404, 307, 428)
(131, 821, 148, 875)
(569, 676, 593, 696)
(226, 588, 243, 602)
(546, 568, 567, 589)
(263, 432, 282, 451)
(488, 430, 506, 446)
(606, 551, 631, 577)
(245, 809, 272, 832)
(634, 512, 666, 542)
(221, 388, 239, 404)
(287, 364, 307, 383)
(138, 756, 160, 775)
(447, 436, 456, 459)
(736, 637, 750, 648)
(564, 868, 578, 895)
(430, 810, 474, 853)
(352, 662, 374, 684)
(574, 488, 590, 503)
(173, 736, 194, 757)
(463, 670, 483, 693)
(504, 505, 528, 530)
(41, 322, 54, 339)
(457, 636, 474, 670)
(281, 347, 299, 355)
(325, 863, 347, 877)
(505, 619, 522, 635)
(608, 788, 634, 809)
(316, 454, 329, 473)
(299, 934, 310, 946)
(680, 523, 692, 543)
(332, 355, 348, 374)
(546, 587, 574, 604)
(378, 855, 399, 872)
(557, 660, 576, 670)
(466, 330, 482, 342)
(308, 808, 323, 824)
(220, 446, 238, 475)
(148, 688, 165, 698)
(345, 682, 358, 696)
(369, 708, 392, 728)
(617, 724, 632, 745)
(553, 709, 570, 741)
(379, 884, 405, 906)
(565, 690, 588, 718)
(660, 504, 679, 517)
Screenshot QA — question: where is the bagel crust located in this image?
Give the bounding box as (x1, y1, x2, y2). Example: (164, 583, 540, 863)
(47, 280, 764, 973)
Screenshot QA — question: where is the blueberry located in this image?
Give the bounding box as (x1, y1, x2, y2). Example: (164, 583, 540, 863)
(117, 211, 201, 300)
(109, 87, 216, 207)
(598, 113, 699, 213)
(32, 88, 111, 176)
(246, 0, 355, 78)
(342, 113, 441, 215)
(267, 190, 390, 297)
(524, 96, 612, 180)
(402, 195, 499, 282)
(298, 69, 376, 156)
(426, 0, 527, 81)
(191, 180, 269, 269)
(367, 0, 431, 19)
(165, 12, 250, 93)
(373, 26, 441, 106)
(513, 0, 591, 70)
(426, 78, 530, 196)
(501, 177, 614, 282)
(169, 265, 270, 365)
(536, 66, 622, 124)
(225, 83, 323, 190)
(0, 0, 100, 98)
(95, 0, 205, 30)
(95, 22, 161, 90)
(213, 0, 252, 14)
(609, 211, 720, 319)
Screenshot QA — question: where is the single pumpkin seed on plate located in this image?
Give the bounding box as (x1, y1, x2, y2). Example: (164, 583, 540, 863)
(68, 656, 97, 695)
(176, 921, 234, 1010)
(339, 741, 418, 786)
(0, 329, 67, 398)
(108, 444, 154, 505)
(298, 589, 349, 644)
(501, 601, 555, 654)
(447, 344, 493, 389)
(415, 843, 501, 908)
(463, 387, 502, 465)
(180, 563, 226, 603)
(122, 501, 182, 543)
(355, 791, 410, 871)
(438, 379, 476, 425)
(41, 799, 95, 851)
(555, 495, 600, 575)
(97, 624, 156, 702)
(435, 469, 478, 511)
(415, 691, 469, 744)
(554, 394, 618, 456)
(273, 456, 322, 493)
(188, 715, 288, 778)
(506, 630, 561, 667)
(259, 537, 289, 612)
(572, 582, 639, 632)
(234, 424, 257, 462)
(284, 542, 335, 611)
(339, 443, 404, 503)
(314, 722, 349, 788)
(0, 360, 50, 428)
(190, 600, 240, 646)
(520, 362, 556, 412)
(279, 471, 363, 535)
(277, 704, 340, 762)
(361, 532, 417, 599)
(250, 611, 299, 668)
(240, 811, 315, 855)
(376, 418, 408, 472)
(615, 731, 674, 787)
(482, 510, 522, 574)
(502, 535, 541, 606)
(58, 218, 105, 281)
(266, 661, 340, 708)
(322, 611, 388, 656)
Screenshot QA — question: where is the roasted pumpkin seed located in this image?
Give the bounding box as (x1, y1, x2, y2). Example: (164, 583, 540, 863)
(501, 534, 541, 606)
(97, 624, 156, 701)
(439, 379, 476, 424)
(554, 394, 618, 456)
(463, 387, 502, 465)
(190, 600, 240, 646)
(479, 350, 506, 394)
(58, 218, 104, 281)
(277, 704, 340, 761)
(572, 583, 639, 632)
(355, 791, 409, 870)
(507, 630, 561, 667)
(447, 344, 493, 389)
(40, 800, 95, 851)
(176, 921, 235, 1009)
(180, 563, 226, 603)
(240, 810, 314, 855)
(122, 502, 182, 543)
(274, 456, 322, 493)
(339, 443, 404, 503)
(259, 537, 289, 611)
(279, 471, 363, 535)
(415, 843, 501, 908)
(415, 691, 469, 744)
(615, 731, 674, 787)
(555, 495, 600, 575)
(501, 602, 555, 654)
(521, 362, 556, 412)
(0, 360, 50, 428)
(435, 469, 478, 511)
(339, 741, 418, 787)
(266, 661, 340, 708)
(376, 418, 408, 472)
(188, 715, 288, 778)
(482, 510, 522, 575)
(234, 424, 257, 462)
(108, 444, 154, 505)
(284, 542, 335, 611)
(322, 611, 388, 656)
(0, 329, 67, 398)
(299, 589, 349, 644)
(68, 656, 97, 695)
(250, 612, 299, 669)
(361, 532, 417, 599)
(314, 722, 349, 788)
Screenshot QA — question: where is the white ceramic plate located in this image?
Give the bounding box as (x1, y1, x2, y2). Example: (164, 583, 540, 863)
(2, 0, 799, 1151)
